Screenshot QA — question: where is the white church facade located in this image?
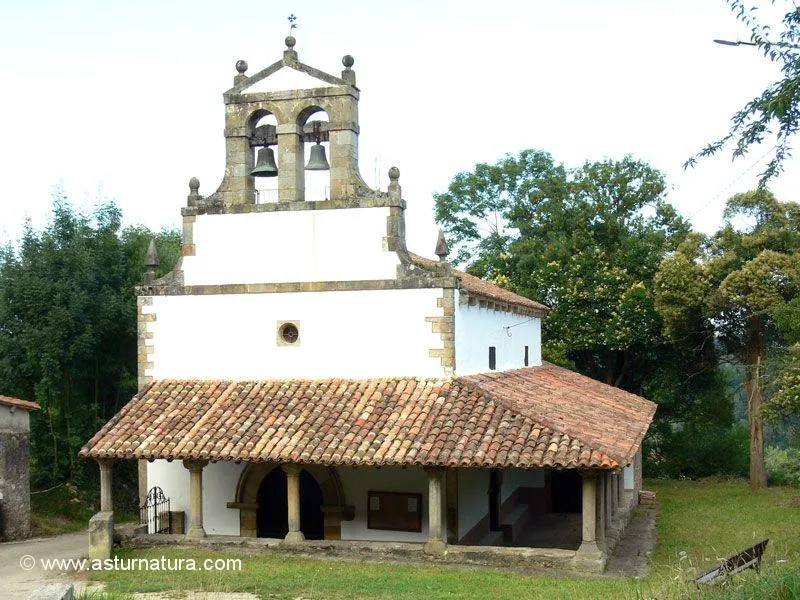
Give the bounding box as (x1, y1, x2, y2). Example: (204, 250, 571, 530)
(82, 36, 655, 571)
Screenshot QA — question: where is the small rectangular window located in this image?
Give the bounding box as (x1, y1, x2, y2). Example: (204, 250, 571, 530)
(524, 345, 529, 367)
(489, 346, 496, 370)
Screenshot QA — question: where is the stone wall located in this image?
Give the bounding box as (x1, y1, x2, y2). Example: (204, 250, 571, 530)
(0, 405, 32, 540)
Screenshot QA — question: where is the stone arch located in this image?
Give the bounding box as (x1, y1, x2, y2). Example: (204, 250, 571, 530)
(232, 462, 350, 539)
(245, 102, 288, 128)
(295, 103, 330, 126)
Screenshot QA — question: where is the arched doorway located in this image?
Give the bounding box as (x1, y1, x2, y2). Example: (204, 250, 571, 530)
(255, 467, 325, 539)
(231, 463, 349, 539)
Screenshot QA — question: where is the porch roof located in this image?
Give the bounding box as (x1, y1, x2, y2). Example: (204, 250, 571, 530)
(80, 363, 655, 470)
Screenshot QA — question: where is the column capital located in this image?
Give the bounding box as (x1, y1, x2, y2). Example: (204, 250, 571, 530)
(97, 458, 115, 469)
(182, 459, 209, 473)
(423, 465, 446, 475)
(581, 469, 600, 481)
(282, 463, 303, 477)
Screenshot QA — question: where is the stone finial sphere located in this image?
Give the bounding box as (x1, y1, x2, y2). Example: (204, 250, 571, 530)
(235, 60, 248, 74)
(342, 55, 354, 68)
(189, 177, 200, 192)
(388, 166, 400, 181)
(285, 35, 296, 48)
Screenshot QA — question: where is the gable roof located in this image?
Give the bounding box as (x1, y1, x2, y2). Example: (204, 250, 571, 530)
(80, 364, 654, 470)
(409, 254, 549, 314)
(0, 395, 40, 411)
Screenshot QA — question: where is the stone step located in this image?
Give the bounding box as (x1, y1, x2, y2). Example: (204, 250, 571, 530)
(479, 529, 503, 546)
(501, 504, 532, 544)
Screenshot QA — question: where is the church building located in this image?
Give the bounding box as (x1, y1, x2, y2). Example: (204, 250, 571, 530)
(81, 36, 656, 572)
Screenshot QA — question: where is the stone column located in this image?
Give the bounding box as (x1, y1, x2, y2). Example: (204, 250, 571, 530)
(616, 471, 625, 509)
(138, 459, 148, 509)
(596, 471, 606, 551)
(634, 447, 643, 493)
(98, 459, 114, 513)
(277, 124, 305, 202)
(423, 467, 447, 554)
(283, 464, 305, 544)
(89, 459, 115, 561)
(573, 470, 606, 571)
(183, 460, 208, 539)
(578, 471, 599, 552)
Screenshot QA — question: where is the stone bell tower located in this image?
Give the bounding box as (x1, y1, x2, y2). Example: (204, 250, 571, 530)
(207, 35, 371, 206)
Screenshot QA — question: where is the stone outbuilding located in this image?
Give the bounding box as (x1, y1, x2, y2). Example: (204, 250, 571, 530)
(81, 37, 655, 572)
(0, 394, 40, 540)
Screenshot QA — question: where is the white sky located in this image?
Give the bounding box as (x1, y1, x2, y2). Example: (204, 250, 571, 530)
(1, 0, 798, 258)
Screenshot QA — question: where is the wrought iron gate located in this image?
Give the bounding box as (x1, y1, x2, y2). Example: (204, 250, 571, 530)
(140, 486, 171, 534)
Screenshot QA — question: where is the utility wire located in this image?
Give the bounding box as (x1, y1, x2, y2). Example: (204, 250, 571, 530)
(686, 146, 774, 220)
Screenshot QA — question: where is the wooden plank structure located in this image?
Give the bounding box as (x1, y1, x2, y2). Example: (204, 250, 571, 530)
(693, 539, 769, 585)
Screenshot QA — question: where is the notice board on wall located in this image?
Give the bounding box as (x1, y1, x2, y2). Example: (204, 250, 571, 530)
(367, 491, 423, 532)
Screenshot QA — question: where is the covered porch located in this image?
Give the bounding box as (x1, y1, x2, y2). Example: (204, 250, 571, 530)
(81, 370, 653, 572)
(92, 454, 641, 572)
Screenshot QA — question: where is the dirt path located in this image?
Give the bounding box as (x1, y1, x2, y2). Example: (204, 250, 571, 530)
(0, 531, 88, 598)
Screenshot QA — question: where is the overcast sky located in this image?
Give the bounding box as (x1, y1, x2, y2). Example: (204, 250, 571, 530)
(1, 0, 797, 257)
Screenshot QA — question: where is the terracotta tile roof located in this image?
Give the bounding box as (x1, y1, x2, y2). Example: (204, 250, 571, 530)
(81, 365, 654, 470)
(409, 253, 549, 313)
(463, 363, 657, 467)
(0, 395, 40, 411)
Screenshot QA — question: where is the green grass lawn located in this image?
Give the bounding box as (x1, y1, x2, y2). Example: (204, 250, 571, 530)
(86, 478, 800, 600)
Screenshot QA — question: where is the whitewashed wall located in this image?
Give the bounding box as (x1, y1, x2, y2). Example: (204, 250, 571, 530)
(182, 209, 401, 286)
(456, 468, 546, 540)
(146, 288, 445, 380)
(457, 468, 489, 540)
(338, 466, 431, 543)
(146, 459, 245, 536)
(242, 67, 346, 94)
(501, 468, 545, 504)
(623, 463, 634, 490)
(454, 302, 541, 375)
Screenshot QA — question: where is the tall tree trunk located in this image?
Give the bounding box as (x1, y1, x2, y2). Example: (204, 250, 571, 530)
(746, 354, 768, 489)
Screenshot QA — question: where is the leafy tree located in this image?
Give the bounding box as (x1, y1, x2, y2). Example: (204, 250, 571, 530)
(686, 1, 800, 184)
(436, 150, 734, 475)
(655, 189, 800, 487)
(436, 151, 691, 386)
(765, 296, 800, 422)
(0, 192, 180, 489)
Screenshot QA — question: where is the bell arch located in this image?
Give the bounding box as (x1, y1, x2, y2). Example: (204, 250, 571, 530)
(232, 462, 350, 539)
(248, 110, 280, 202)
(297, 106, 331, 201)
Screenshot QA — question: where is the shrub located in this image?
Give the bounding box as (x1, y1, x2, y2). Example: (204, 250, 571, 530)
(765, 446, 800, 487)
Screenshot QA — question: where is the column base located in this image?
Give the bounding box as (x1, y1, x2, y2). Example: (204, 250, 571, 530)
(88, 511, 114, 560)
(423, 539, 447, 555)
(572, 541, 606, 572)
(283, 530, 306, 545)
(186, 525, 207, 540)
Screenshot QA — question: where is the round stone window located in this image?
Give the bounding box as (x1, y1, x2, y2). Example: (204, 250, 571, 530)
(279, 322, 299, 344)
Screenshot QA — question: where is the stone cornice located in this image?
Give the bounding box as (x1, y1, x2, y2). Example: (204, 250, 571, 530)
(182, 196, 404, 217)
(136, 275, 459, 297)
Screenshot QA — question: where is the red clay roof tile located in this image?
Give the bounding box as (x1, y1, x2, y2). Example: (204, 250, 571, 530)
(81, 364, 654, 470)
(410, 253, 549, 313)
(0, 395, 40, 411)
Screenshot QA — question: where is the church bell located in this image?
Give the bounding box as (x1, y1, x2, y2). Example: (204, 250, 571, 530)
(251, 147, 278, 177)
(305, 142, 330, 171)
